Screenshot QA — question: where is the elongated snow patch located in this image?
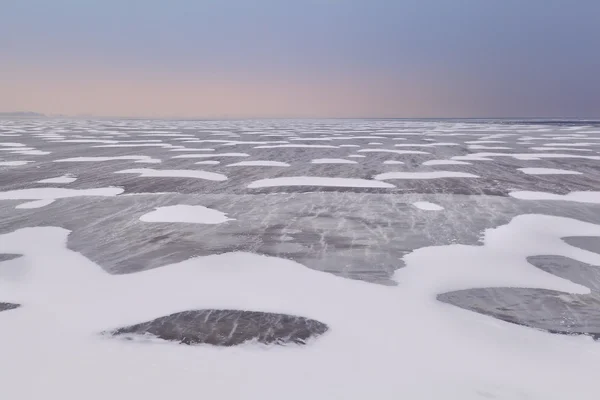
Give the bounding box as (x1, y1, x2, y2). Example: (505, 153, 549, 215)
(115, 169, 227, 181)
(0, 187, 123, 200)
(248, 177, 395, 189)
(15, 199, 56, 209)
(38, 175, 77, 184)
(518, 168, 582, 175)
(509, 191, 600, 203)
(310, 158, 357, 164)
(375, 171, 479, 180)
(412, 201, 444, 211)
(55, 156, 161, 164)
(226, 161, 290, 167)
(172, 153, 249, 159)
(140, 205, 233, 224)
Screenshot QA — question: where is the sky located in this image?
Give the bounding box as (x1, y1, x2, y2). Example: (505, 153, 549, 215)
(1, 0, 600, 118)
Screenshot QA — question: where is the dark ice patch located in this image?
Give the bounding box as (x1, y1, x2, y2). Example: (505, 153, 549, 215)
(563, 236, 600, 255)
(0, 254, 22, 262)
(438, 288, 600, 340)
(528, 255, 600, 292)
(0, 303, 20, 312)
(106, 309, 329, 346)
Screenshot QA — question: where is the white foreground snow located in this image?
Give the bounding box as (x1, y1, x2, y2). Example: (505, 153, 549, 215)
(1, 215, 600, 399)
(248, 177, 395, 189)
(140, 205, 233, 224)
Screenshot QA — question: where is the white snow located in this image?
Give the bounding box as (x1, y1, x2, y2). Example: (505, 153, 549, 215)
(55, 156, 161, 164)
(453, 152, 600, 161)
(518, 168, 582, 175)
(375, 171, 479, 180)
(383, 160, 404, 165)
(15, 199, 56, 209)
(422, 160, 472, 166)
(357, 149, 429, 155)
(310, 158, 357, 164)
(0, 161, 31, 166)
(139, 205, 233, 224)
(1, 215, 599, 399)
(226, 161, 290, 167)
(0, 187, 123, 201)
(115, 169, 227, 181)
(194, 161, 220, 165)
(248, 177, 395, 189)
(253, 144, 338, 149)
(412, 201, 444, 211)
(172, 153, 250, 159)
(38, 175, 77, 184)
(509, 191, 600, 203)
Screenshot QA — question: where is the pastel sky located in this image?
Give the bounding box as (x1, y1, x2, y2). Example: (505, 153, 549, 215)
(2, 0, 599, 118)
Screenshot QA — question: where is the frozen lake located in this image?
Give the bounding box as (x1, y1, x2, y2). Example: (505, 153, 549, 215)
(2, 118, 600, 399)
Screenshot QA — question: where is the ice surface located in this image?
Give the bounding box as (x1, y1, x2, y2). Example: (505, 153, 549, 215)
(107, 309, 328, 346)
(140, 205, 233, 224)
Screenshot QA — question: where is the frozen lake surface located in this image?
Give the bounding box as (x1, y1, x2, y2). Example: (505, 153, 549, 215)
(2, 118, 600, 399)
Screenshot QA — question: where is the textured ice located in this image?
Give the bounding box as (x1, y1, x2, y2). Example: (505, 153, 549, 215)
(107, 309, 328, 346)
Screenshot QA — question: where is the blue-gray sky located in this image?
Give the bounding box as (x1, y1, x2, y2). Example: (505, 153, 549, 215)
(2, 0, 599, 118)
